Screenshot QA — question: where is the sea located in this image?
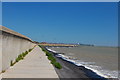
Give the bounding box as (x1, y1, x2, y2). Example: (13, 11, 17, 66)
(47, 45, 119, 79)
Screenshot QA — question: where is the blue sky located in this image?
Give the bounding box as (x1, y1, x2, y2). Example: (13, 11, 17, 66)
(0, 2, 1, 25)
(2, 2, 118, 46)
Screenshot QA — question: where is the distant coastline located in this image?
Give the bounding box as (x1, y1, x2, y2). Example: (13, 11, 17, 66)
(39, 42, 78, 47)
(35, 42, 118, 48)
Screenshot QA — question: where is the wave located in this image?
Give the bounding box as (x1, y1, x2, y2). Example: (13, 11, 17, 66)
(47, 48, 57, 53)
(47, 48, 119, 79)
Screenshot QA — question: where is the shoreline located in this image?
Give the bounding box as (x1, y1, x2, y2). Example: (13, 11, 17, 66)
(54, 54, 107, 80)
(44, 47, 118, 80)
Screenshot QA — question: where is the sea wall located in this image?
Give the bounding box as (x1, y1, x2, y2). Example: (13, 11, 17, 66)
(0, 26, 35, 72)
(0, 30, 2, 73)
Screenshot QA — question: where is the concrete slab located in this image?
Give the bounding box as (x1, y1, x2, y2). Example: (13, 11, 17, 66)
(2, 46, 59, 78)
(2, 74, 59, 78)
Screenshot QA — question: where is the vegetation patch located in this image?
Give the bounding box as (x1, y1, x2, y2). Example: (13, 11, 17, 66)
(52, 62, 62, 69)
(10, 48, 34, 66)
(39, 45, 62, 69)
(28, 48, 32, 52)
(10, 60, 15, 66)
(2, 70, 6, 73)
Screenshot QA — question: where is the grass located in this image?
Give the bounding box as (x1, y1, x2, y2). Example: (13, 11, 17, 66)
(28, 49, 32, 52)
(52, 62, 62, 69)
(10, 48, 33, 66)
(39, 45, 62, 69)
(10, 60, 15, 66)
(2, 70, 6, 73)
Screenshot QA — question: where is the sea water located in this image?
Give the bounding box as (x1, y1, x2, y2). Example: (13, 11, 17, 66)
(47, 46, 118, 79)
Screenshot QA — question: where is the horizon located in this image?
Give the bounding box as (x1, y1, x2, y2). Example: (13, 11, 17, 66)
(1, 2, 118, 47)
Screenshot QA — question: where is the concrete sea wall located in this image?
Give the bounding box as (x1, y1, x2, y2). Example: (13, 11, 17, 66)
(0, 26, 35, 72)
(0, 32, 1, 74)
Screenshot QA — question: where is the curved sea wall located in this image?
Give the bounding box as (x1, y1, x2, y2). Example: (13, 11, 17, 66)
(0, 26, 35, 72)
(0, 30, 2, 73)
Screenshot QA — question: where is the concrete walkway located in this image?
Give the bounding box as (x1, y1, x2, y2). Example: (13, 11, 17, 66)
(2, 46, 59, 78)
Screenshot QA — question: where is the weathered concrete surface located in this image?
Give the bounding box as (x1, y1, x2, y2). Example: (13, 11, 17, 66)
(0, 26, 35, 72)
(0, 29, 2, 80)
(2, 46, 59, 78)
(0, 29, 2, 73)
(0, 1, 2, 74)
(0, 26, 31, 40)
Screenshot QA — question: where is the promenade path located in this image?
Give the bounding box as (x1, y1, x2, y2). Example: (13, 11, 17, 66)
(2, 46, 59, 78)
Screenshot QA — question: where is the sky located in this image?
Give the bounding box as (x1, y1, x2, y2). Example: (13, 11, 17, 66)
(2, 2, 118, 46)
(0, 1, 1, 25)
(2, 0, 119, 2)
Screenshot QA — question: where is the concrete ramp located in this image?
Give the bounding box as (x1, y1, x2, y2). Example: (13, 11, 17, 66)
(2, 46, 59, 78)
